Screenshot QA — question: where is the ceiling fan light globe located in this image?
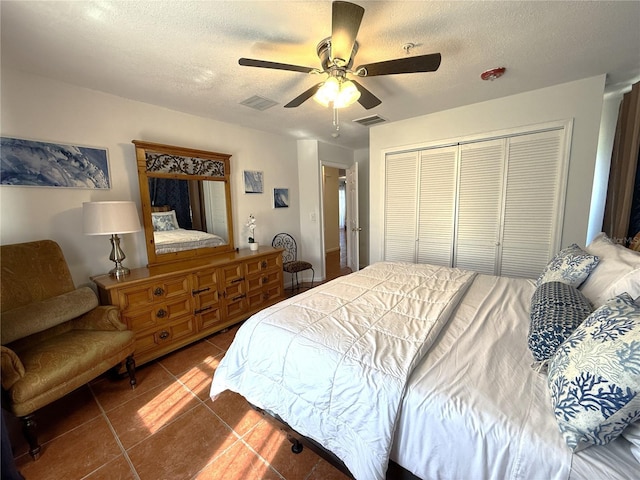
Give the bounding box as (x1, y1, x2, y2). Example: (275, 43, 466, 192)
(313, 77, 340, 106)
(334, 80, 361, 108)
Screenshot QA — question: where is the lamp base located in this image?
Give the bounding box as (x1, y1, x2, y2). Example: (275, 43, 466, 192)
(109, 265, 131, 279)
(108, 234, 130, 279)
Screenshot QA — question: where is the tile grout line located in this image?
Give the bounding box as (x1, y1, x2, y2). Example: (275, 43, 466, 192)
(157, 360, 250, 479)
(87, 382, 141, 480)
(168, 337, 285, 480)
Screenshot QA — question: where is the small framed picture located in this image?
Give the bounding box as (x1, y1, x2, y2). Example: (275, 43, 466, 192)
(274, 188, 289, 208)
(243, 170, 264, 193)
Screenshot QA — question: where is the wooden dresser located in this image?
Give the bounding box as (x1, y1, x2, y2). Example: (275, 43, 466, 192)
(92, 246, 284, 368)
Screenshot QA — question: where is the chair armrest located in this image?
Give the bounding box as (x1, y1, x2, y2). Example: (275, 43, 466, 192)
(1, 346, 25, 390)
(72, 306, 127, 331)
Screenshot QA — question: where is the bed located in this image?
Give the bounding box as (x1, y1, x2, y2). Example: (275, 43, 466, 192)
(150, 209, 226, 254)
(210, 233, 640, 479)
(153, 228, 225, 254)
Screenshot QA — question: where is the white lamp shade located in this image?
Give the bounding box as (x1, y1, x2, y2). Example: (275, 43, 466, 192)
(83, 201, 142, 235)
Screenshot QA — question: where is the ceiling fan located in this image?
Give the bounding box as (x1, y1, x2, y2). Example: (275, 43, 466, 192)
(238, 0, 442, 110)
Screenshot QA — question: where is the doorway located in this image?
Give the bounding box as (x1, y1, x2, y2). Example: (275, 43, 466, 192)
(322, 165, 354, 281)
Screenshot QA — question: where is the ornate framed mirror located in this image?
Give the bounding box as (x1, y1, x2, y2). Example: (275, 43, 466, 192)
(133, 140, 235, 267)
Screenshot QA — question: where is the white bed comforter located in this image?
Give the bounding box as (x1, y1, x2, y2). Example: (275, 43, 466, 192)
(210, 262, 476, 480)
(153, 228, 225, 253)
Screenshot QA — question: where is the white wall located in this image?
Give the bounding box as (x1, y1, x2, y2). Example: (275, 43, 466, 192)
(354, 147, 369, 267)
(0, 69, 300, 286)
(369, 75, 607, 263)
(296, 139, 355, 281)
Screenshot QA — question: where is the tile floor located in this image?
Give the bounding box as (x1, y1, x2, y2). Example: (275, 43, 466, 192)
(6, 322, 352, 480)
(6, 239, 355, 480)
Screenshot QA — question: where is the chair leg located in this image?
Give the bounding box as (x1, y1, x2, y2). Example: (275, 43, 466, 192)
(125, 355, 137, 390)
(21, 413, 40, 460)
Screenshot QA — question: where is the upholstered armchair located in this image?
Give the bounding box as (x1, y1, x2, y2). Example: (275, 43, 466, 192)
(0, 240, 136, 459)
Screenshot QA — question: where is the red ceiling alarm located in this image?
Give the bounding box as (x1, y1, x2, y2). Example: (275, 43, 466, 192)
(481, 67, 506, 81)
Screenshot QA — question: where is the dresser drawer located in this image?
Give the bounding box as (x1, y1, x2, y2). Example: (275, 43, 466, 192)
(121, 297, 192, 331)
(198, 305, 224, 331)
(248, 269, 281, 291)
(247, 278, 283, 309)
(116, 276, 191, 310)
(245, 255, 280, 275)
(134, 316, 197, 356)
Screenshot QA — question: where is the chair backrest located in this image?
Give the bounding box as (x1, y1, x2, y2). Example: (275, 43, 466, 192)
(272, 233, 297, 264)
(0, 240, 75, 313)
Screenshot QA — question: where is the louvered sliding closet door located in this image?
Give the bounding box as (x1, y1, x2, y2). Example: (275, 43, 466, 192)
(416, 146, 457, 266)
(384, 152, 418, 262)
(500, 129, 565, 278)
(454, 139, 506, 275)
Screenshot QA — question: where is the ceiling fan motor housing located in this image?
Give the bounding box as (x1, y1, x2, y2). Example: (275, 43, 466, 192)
(317, 37, 359, 72)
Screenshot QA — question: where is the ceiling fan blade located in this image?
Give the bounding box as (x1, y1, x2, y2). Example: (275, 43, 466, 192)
(239, 58, 316, 74)
(284, 83, 323, 108)
(331, 1, 365, 66)
(351, 79, 381, 109)
(356, 53, 442, 77)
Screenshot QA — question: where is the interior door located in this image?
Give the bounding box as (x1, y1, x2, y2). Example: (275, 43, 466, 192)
(346, 162, 359, 272)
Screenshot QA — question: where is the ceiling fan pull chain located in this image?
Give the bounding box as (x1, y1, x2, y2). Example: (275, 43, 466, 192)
(333, 106, 340, 131)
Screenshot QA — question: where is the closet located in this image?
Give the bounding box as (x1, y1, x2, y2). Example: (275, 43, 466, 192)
(384, 125, 569, 278)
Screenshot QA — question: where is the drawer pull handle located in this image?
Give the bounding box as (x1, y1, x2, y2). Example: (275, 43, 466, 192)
(158, 330, 170, 340)
(156, 309, 167, 318)
(195, 306, 213, 315)
(232, 294, 246, 301)
(192, 287, 211, 295)
(262, 276, 268, 284)
(230, 277, 245, 284)
(261, 261, 267, 269)
(154, 287, 164, 296)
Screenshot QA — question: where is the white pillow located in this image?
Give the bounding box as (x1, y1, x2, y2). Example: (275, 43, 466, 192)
(151, 210, 179, 231)
(579, 233, 640, 307)
(622, 422, 640, 462)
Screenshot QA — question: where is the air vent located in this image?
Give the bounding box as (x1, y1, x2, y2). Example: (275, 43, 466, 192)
(353, 114, 386, 127)
(240, 95, 279, 111)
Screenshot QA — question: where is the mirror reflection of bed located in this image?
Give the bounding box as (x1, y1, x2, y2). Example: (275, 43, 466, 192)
(149, 177, 229, 254)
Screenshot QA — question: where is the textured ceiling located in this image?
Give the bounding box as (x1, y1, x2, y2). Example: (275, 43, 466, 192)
(2, 1, 639, 150)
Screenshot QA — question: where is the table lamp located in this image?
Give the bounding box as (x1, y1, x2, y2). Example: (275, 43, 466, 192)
(83, 201, 141, 278)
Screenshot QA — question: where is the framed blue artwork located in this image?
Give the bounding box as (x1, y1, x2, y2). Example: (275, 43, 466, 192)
(274, 188, 289, 208)
(243, 170, 264, 193)
(0, 137, 110, 189)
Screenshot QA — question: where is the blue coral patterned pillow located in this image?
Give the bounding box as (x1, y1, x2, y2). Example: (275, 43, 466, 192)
(547, 293, 640, 451)
(536, 244, 599, 288)
(528, 282, 593, 372)
(151, 211, 178, 231)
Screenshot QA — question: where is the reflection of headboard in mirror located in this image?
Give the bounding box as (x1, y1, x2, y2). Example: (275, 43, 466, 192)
(133, 140, 235, 267)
